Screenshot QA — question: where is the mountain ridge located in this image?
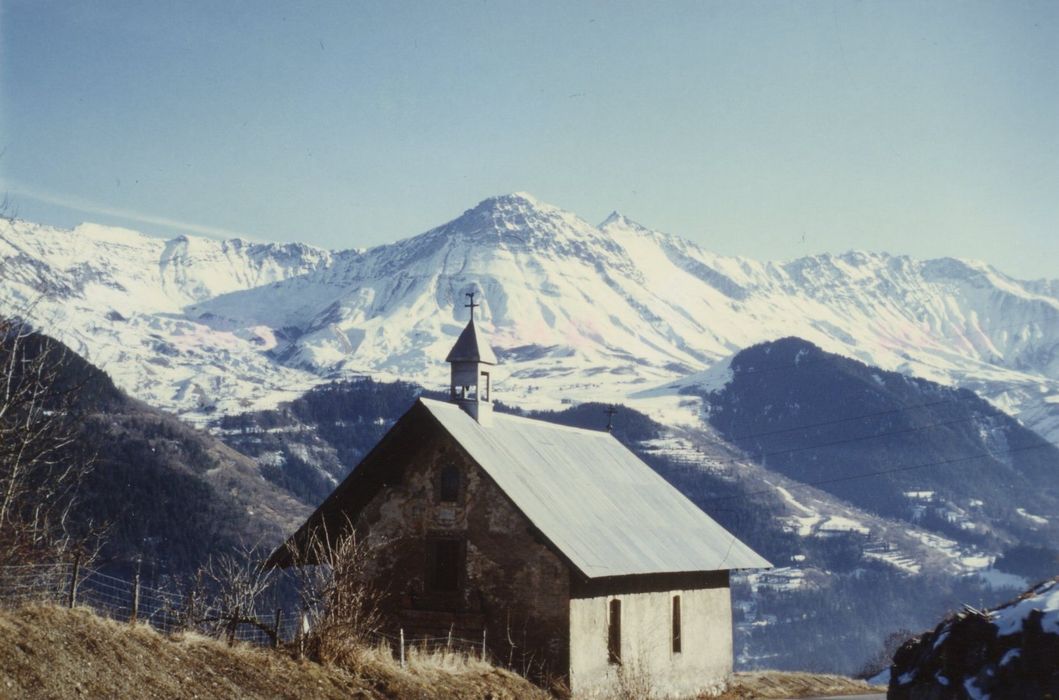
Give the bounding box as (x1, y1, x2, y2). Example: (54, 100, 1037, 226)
(2, 194, 1057, 442)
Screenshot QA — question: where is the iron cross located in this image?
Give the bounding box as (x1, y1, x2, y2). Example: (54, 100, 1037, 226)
(465, 292, 479, 319)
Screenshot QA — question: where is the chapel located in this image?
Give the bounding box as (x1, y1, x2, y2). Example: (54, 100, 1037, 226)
(270, 294, 770, 696)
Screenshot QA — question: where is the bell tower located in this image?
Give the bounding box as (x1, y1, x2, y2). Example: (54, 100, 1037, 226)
(445, 292, 497, 426)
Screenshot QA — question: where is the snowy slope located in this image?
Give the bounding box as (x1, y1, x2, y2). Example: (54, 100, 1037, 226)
(2, 193, 1058, 438)
(0, 220, 334, 414)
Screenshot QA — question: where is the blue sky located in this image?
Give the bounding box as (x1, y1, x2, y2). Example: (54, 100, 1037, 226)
(2, 1, 1057, 279)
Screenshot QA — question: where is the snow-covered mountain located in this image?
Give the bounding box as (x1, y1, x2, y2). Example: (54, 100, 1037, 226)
(2, 193, 1058, 439)
(0, 220, 337, 413)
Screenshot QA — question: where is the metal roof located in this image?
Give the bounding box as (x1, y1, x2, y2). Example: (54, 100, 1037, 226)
(420, 398, 771, 577)
(444, 320, 497, 364)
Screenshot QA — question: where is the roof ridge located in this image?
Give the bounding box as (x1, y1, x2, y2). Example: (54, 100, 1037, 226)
(419, 398, 612, 437)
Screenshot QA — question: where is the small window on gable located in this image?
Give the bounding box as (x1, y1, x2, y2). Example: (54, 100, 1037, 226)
(672, 595, 682, 654)
(607, 598, 622, 665)
(439, 464, 460, 503)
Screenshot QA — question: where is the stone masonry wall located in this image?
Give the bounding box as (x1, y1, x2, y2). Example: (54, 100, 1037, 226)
(355, 420, 571, 680)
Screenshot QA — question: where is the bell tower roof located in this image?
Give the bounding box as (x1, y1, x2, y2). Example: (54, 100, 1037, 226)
(445, 292, 497, 364)
(445, 319, 497, 364)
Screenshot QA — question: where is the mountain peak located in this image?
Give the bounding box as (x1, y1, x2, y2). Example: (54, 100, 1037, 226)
(436, 192, 597, 243)
(599, 210, 649, 232)
(508, 191, 542, 205)
(470, 191, 552, 214)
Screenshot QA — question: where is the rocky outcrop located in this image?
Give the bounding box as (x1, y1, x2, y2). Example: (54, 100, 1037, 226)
(889, 577, 1059, 699)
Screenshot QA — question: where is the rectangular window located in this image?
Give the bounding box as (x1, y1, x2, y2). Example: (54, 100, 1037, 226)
(439, 464, 460, 503)
(607, 598, 622, 665)
(480, 371, 490, 402)
(428, 539, 462, 592)
(672, 595, 682, 654)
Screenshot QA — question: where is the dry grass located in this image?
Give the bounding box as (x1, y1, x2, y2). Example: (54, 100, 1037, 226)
(0, 604, 878, 700)
(0, 604, 549, 699)
(708, 671, 878, 699)
(324, 640, 553, 699)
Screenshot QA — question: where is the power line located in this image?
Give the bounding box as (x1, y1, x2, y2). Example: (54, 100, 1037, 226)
(629, 346, 1058, 499)
(721, 398, 953, 443)
(701, 437, 1059, 569)
(748, 415, 977, 461)
(653, 412, 991, 474)
(700, 438, 1058, 507)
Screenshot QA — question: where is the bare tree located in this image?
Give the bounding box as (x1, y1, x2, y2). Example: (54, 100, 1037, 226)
(181, 546, 279, 643)
(203, 548, 274, 619)
(285, 523, 387, 662)
(0, 313, 96, 566)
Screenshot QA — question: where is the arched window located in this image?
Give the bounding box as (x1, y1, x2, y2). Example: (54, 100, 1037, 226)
(439, 464, 460, 503)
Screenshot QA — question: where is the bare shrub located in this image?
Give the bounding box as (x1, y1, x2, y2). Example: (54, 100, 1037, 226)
(159, 546, 281, 645)
(284, 523, 386, 663)
(202, 547, 277, 640)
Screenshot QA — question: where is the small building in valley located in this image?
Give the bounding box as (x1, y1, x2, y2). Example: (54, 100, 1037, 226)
(269, 298, 770, 697)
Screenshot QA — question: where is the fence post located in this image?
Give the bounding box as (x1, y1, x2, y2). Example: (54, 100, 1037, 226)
(183, 569, 202, 633)
(296, 607, 307, 660)
(129, 570, 141, 624)
(447, 623, 453, 650)
(67, 553, 81, 609)
(272, 608, 282, 649)
(227, 605, 240, 646)
(481, 627, 487, 662)
(399, 628, 405, 668)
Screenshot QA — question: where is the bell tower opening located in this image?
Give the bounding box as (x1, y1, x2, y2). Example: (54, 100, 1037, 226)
(445, 292, 498, 426)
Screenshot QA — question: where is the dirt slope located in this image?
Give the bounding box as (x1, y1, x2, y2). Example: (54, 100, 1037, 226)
(0, 604, 548, 700)
(714, 671, 878, 698)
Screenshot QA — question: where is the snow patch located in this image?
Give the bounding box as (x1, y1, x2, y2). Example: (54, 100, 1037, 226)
(1015, 507, 1048, 525)
(818, 516, 870, 535)
(979, 569, 1030, 591)
(991, 579, 1059, 635)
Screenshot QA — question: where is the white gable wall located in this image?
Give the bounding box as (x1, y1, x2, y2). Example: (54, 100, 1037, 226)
(569, 586, 733, 698)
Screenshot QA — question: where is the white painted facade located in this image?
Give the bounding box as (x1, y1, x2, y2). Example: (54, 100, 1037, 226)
(568, 586, 733, 699)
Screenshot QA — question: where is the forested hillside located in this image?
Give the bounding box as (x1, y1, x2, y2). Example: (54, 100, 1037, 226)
(0, 331, 307, 579)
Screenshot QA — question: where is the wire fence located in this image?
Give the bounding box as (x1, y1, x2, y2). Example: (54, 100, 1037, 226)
(0, 560, 292, 643)
(0, 560, 493, 663)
